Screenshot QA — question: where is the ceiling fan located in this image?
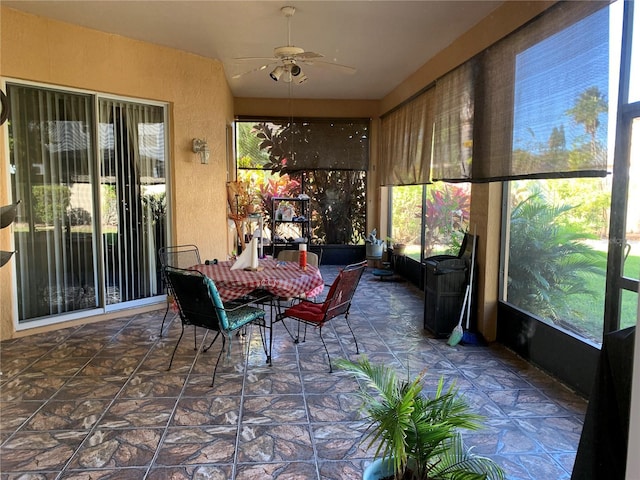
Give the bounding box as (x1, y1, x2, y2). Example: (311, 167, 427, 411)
(231, 6, 356, 84)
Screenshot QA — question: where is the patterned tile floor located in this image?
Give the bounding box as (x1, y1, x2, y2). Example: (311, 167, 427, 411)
(0, 266, 587, 479)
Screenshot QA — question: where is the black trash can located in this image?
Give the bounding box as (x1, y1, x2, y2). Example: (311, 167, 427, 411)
(423, 255, 468, 338)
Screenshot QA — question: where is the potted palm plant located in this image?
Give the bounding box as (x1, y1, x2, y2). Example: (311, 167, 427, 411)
(336, 357, 505, 480)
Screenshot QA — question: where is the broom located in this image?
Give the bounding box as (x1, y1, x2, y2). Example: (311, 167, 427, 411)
(461, 226, 483, 345)
(447, 284, 469, 346)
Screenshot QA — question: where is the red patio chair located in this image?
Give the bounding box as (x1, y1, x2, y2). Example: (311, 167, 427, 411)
(276, 260, 367, 372)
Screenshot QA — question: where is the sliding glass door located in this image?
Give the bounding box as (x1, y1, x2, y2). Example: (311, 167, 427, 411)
(7, 83, 167, 324)
(99, 99, 166, 305)
(8, 85, 98, 320)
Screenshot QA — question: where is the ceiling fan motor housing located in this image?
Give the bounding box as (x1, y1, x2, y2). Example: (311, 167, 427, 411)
(274, 46, 305, 58)
(232, 5, 355, 82)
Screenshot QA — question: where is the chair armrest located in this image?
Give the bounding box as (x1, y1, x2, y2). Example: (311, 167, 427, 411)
(287, 296, 323, 305)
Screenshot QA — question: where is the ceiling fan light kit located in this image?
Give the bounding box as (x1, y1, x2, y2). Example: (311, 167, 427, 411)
(233, 5, 356, 84)
(270, 65, 285, 81)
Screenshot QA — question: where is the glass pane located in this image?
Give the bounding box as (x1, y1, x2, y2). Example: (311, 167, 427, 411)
(306, 170, 366, 245)
(629, 1, 640, 103)
(236, 120, 368, 247)
(505, 178, 611, 344)
(8, 84, 98, 321)
(99, 100, 166, 304)
(623, 117, 640, 280)
(391, 185, 423, 261)
(424, 183, 470, 258)
(620, 289, 639, 330)
(511, 4, 617, 177)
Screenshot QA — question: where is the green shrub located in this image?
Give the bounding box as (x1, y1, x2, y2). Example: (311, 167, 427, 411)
(32, 185, 70, 225)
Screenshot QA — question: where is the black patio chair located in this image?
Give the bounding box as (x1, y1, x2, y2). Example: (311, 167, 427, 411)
(158, 244, 201, 336)
(165, 266, 270, 387)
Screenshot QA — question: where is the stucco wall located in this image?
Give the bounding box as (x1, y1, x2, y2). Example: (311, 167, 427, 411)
(0, 7, 234, 339)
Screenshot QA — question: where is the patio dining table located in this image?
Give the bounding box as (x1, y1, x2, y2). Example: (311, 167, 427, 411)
(193, 257, 324, 303)
(193, 258, 325, 364)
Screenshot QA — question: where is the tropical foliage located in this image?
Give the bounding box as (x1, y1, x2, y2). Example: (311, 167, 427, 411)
(392, 183, 470, 259)
(507, 187, 603, 322)
(236, 121, 367, 244)
(337, 357, 505, 480)
(424, 184, 470, 257)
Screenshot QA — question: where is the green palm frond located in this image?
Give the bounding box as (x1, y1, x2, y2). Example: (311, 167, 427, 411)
(336, 358, 505, 480)
(429, 434, 505, 480)
(507, 190, 604, 321)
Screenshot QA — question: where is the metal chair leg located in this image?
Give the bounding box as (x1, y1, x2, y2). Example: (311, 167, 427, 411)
(203, 331, 221, 353)
(211, 337, 226, 387)
(193, 326, 198, 350)
(344, 311, 360, 354)
(160, 302, 170, 337)
(256, 318, 272, 365)
(168, 324, 185, 371)
(317, 325, 333, 373)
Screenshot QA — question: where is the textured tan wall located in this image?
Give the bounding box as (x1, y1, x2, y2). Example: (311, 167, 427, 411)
(234, 97, 378, 118)
(0, 7, 233, 339)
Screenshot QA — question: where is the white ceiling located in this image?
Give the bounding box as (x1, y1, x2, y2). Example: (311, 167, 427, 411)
(3, 1, 504, 100)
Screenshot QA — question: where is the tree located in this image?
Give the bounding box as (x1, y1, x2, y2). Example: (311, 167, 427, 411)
(507, 188, 602, 322)
(566, 86, 607, 159)
(239, 121, 367, 245)
(237, 122, 270, 168)
(548, 125, 566, 155)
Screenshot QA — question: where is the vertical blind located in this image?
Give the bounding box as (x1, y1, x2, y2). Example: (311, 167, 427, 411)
(99, 99, 165, 303)
(8, 84, 97, 320)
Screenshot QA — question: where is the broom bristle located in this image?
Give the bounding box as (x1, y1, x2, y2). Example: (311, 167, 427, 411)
(447, 325, 464, 346)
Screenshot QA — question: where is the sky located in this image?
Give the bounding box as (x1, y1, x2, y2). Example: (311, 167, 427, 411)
(512, 5, 613, 154)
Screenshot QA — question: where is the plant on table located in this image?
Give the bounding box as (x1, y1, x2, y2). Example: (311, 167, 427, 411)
(336, 357, 505, 480)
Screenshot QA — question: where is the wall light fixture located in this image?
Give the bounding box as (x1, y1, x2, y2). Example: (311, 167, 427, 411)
(192, 138, 210, 164)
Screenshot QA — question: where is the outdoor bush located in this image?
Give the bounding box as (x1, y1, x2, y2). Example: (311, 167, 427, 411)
(507, 188, 603, 322)
(31, 185, 70, 226)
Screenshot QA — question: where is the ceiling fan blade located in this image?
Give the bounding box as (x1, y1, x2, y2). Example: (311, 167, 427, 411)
(233, 56, 277, 62)
(294, 51, 324, 61)
(232, 62, 277, 80)
(303, 60, 357, 75)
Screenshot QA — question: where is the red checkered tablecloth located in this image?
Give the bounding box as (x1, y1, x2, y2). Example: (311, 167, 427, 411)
(194, 258, 324, 302)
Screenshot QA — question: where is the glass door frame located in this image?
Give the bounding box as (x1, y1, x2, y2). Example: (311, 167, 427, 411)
(4, 80, 171, 330)
(97, 93, 172, 314)
(604, 109, 640, 329)
(604, 1, 640, 332)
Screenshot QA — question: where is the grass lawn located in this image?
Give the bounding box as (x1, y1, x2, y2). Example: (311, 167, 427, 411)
(565, 250, 638, 342)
